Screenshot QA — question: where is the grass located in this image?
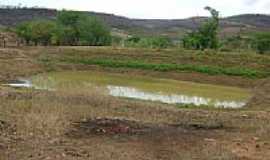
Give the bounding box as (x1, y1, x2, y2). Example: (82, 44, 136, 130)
(0, 88, 268, 137)
(61, 58, 269, 78)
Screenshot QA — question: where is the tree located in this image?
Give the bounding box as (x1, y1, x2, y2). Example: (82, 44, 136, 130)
(16, 20, 55, 45)
(78, 16, 111, 46)
(56, 10, 82, 45)
(56, 10, 111, 46)
(16, 10, 112, 46)
(183, 6, 220, 50)
(30, 20, 56, 45)
(16, 22, 32, 45)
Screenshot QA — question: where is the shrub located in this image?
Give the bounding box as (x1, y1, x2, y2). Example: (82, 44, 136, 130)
(124, 36, 172, 49)
(252, 32, 270, 54)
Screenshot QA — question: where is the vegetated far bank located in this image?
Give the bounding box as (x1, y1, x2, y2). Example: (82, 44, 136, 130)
(62, 58, 269, 78)
(35, 46, 270, 79)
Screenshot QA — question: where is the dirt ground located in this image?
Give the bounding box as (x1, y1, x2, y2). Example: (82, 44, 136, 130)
(0, 47, 270, 160)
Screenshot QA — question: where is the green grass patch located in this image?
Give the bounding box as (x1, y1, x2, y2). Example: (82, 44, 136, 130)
(60, 58, 269, 78)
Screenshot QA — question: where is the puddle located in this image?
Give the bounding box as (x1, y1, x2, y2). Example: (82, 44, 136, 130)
(9, 71, 252, 108)
(4, 79, 52, 91)
(5, 79, 32, 88)
(107, 86, 246, 108)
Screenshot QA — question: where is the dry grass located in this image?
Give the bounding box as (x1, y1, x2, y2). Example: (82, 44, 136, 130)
(0, 87, 269, 137)
(0, 87, 270, 159)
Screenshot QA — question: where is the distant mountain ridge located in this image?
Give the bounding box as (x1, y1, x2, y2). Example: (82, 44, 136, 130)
(0, 8, 269, 39)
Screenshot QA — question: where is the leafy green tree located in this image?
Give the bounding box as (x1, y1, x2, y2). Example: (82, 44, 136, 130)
(183, 6, 220, 50)
(78, 16, 111, 46)
(56, 10, 111, 46)
(30, 20, 56, 45)
(16, 20, 55, 45)
(51, 25, 78, 45)
(16, 22, 32, 45)
(56, 10, 82, 45)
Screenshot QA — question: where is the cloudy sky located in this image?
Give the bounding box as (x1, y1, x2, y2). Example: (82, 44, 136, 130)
(1, 0, 270, 19)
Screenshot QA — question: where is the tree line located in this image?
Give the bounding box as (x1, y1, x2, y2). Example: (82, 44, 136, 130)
(14, 8, 270, 54)
(16, 10, 112, 46)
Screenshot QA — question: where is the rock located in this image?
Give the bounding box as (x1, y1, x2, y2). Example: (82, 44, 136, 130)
(241, 114, 249, 118)
(252, 137, 259, 141)
(256, 144, 260, 148)
(204, 138, 216, 142)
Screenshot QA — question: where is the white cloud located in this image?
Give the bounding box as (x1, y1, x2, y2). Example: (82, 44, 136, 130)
(1, 0, 270, 19)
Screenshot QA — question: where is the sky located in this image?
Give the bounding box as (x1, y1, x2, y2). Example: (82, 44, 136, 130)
(1, 0, 270, 19)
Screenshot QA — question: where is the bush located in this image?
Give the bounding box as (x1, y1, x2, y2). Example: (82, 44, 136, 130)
(124, 36, 172, 49)
(252, 32, 270, 54)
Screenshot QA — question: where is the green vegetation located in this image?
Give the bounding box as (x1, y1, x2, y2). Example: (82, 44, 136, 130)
(11, 7, 270, 56)
(61, 57, 269, 78)
(183, 6, 220, 50)
(16, 20, 56, 45)
(16, 10, 111, 46)
(251, 32, 270, 54)
(124, 36, 172, 49)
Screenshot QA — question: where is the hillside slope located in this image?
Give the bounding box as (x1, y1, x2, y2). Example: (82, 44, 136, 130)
(0, 8, 269, 38)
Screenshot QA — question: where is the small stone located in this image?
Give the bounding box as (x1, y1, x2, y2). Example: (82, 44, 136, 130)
(204, 138, 216, 142)
(241, 114, 249, 118)
(45, 156, 51, 160)
(253, 137, 260, 141)
(62, 153, 66, 157)
(234, 138, 243, 142)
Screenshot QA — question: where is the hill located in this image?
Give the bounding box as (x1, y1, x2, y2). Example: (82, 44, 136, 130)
(0, 8, 269, 39)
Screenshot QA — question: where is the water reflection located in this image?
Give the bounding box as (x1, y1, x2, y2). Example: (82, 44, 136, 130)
(6, 79, 32, 88)
(107, 85, 246, 108)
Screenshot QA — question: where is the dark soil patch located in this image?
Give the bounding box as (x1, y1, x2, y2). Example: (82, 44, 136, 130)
(173, 122, 225, 130)
(68, 118, 226, 139)
(0, 120, 8, 132)
(68, 118, 151, 137)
